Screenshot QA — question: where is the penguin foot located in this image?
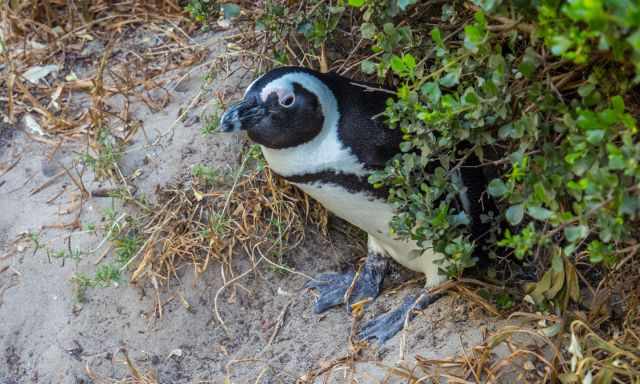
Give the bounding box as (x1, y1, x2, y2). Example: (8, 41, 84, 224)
(357, 292, 442, 344)
(306, 251, 387, 313)
(305, 269, 381, 313)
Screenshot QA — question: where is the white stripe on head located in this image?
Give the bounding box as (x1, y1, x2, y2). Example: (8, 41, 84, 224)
(243, 74, 262, 97)
(256, 72, 368, 177)
(259, 77, 293, 102)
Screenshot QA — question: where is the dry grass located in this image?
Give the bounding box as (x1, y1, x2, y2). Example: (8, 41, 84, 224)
(85, 349, 158, 384)
(127, 152, 327, 324)
(1, 0, 204, 158)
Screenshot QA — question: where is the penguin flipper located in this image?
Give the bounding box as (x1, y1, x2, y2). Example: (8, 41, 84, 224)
(306, 250, 387, 314)
(358, 291, 443, 344)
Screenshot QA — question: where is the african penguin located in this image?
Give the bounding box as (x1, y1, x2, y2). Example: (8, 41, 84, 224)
(219, 66, 493, 344)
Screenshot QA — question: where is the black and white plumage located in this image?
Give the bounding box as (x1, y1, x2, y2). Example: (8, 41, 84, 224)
(219, 67, 492, 343)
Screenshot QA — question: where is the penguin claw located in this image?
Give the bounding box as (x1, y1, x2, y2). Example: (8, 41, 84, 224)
(357, 293, 442, 344)
(306, 271, 355, 313)
(306, 269, 383, 314)
(305, 272, 353, 290)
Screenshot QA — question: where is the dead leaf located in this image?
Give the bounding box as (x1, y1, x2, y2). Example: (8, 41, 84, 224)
(22, 64, 59, 84)
(22, 113, 46, 136)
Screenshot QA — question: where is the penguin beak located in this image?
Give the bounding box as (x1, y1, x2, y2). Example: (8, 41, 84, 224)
(219, 99, 265, 133)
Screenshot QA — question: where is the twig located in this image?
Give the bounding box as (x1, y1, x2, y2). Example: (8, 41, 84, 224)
(30, 170, 65, 196)
(261, 299, 292, 354)
(349, 82, 395, 95)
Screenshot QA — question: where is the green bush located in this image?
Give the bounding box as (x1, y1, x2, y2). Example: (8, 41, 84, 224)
(364, 1, 640, 292)
(359, 1, 640, 308)
(249, 0, 640, 314)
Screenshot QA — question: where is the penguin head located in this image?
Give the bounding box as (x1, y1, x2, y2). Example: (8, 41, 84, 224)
(219, 67, 330, 149)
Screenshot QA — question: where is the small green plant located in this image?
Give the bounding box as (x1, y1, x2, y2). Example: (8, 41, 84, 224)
(71, 273, 93, 302)
(72, 207, 142, 301)
(248, 144, 267, 171)
(200, 107, 221, 135)
(47, 248, 83, 266)
(208, 211, 231, 237)
(80, 129, 123, 180)
(93, 264, 121, 286)
(28, 232, 44, 255)
(192, 164, 219, 185)
(102, 207, 124, 239)
(184, 0, 218, 22)
(267, 216, 289, 264)
(495, 292, 515, 310)
(83, 222, 97, 233)
(114, 233, 142, 264)
(72, 264, 121, 302)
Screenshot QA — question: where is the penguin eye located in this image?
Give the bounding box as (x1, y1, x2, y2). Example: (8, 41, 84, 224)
(280, 94, 295, 108)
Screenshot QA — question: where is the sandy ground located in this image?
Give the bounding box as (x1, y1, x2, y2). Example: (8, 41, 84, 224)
(0, 30, 501, 383)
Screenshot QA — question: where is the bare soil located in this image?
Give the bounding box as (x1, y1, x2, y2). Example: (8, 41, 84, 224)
(0, 29, 501, 383)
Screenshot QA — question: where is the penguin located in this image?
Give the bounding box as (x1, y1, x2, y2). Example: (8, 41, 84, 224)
(218, 66, 494, 344)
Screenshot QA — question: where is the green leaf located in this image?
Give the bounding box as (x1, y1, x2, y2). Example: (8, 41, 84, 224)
(399, 141, 413, 152)
(462, 88, 479, 105)
(420, 82, 441, 104)
(296, 21, 312, 34)
(450, 211, 470, 226)
(402, 53, 416, 71)
(528, 206, 553, 221)
(550, 35, 573, 55)
(518, 48, 540, 78)
(498, 123, 515, 139)
(608, 154, 625, 170)
(431, 28, 443, 47)
(564, 225, 588, 242)
(577, 83, 595, 97)
(576, 110, 599, 130)
(360, 60, 376, 74)
(506, 204, 524, 225)
(360, 22, 376, 39)
(348, 0, 366, 7)
(390, 55, 405, 75)
(439, 70, 460, 87)
(627, 30, 640, 51)
(487, 178, 508, 197)
(471, 0, 500, 13)
(611, 95, 625, 114)
(220, 3, 241, 19)
(397, 0, 417, 10)
(464, 23, 486, 53)
(585, 129, 605, 144)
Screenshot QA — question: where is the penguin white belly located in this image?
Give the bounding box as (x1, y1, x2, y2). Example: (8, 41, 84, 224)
(293, 182, 391, 236)
(293, 182, 447, 286)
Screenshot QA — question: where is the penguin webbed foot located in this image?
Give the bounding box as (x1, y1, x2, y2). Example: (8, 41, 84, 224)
(358, 292, 443, 345)
(306, 252, 387, 314)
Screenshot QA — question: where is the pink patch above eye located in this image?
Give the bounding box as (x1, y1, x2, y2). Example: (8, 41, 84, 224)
(261, 86, 294, 105)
